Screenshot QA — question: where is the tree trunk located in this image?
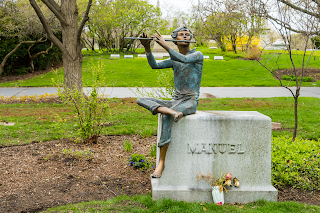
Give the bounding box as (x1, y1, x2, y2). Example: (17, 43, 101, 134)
(63, 54, 82, 90)
(0, 65, 4, 76)
(292, 94, 299, 142)
(61, 0, 83, 91)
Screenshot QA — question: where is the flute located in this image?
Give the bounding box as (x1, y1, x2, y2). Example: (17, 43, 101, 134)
(124, 37, 196, 43)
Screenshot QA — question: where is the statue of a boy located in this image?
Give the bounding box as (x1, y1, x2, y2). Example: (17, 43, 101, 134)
(137, 26, 203, 178)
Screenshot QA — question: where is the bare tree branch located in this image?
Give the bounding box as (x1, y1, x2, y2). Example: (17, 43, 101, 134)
(0, 39, 45, 75)
(266, 14, 320, 36)
(77, 0, 92, 44)
(45, 0, 61, 12)
(29, 0, 66, 55)
(42, 0, 68, 26)
(312, 0, 320, 6)
(278, 0, 319, 18)
(28, 41, 53, 72)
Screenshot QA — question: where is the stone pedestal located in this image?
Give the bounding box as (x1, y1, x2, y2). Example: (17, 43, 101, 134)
(151, 111, 278, 203)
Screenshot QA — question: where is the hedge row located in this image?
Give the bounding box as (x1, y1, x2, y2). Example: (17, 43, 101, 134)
(0, 35, 62, 76)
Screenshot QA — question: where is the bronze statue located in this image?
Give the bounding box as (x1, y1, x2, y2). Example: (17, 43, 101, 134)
(137, 27, 203, 178)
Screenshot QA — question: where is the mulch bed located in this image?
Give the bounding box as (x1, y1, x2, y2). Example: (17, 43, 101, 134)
(0, 135, 156, 213)
(0, 135, 319, 213)
(0, 67, 319, 213)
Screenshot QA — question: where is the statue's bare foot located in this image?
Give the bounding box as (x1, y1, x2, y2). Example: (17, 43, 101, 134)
(151, 165, 165, 178)
(173, 112, 183, 122)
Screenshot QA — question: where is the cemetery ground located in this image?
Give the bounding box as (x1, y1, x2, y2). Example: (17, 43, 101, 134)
(0, 49, 320, 212)
(0, 48, 320, 88)
(0, 96, 320, 212)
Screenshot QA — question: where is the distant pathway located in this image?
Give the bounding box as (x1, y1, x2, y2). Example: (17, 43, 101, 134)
(0, 87, 319, 98)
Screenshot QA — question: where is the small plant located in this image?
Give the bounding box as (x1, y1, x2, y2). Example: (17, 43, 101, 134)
(150, 144, 157, 158)
(132, 68, 174, 99)
(128, 153, 154, 171)
(51, 113, 68, 138)
(123, 139, 132, 152)
(61, 148, 95, 159)
(53, 60, 112, 143)
(44, 153, 52, 161)
(196, 171, 239, 193)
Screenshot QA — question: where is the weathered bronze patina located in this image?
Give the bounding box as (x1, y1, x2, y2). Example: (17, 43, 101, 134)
(137, 27, 203, 178)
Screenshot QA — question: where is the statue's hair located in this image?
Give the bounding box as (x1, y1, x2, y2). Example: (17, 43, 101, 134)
(171, 26, 193, 45)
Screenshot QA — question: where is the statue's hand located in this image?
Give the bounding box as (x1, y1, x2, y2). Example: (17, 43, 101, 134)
(152, 30, 170, 52)
(139, 32, 151, 49)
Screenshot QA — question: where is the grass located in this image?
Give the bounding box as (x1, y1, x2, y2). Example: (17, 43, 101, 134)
(198, 97, 320, 140)
(0, 48, 319, 87)
(0, 97, 319, 146)
(43, 194, 320, 212)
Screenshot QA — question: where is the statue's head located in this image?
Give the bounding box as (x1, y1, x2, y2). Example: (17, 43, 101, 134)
(171, 26, 193, 45)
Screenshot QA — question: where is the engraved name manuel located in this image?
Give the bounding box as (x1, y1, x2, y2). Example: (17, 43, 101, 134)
(187, 143, 245, 154)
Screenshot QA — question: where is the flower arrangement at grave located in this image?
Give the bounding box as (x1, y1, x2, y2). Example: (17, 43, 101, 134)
(196, 171, 240, 193)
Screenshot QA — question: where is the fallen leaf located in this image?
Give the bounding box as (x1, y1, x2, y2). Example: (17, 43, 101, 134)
(203, 206, 208, 211)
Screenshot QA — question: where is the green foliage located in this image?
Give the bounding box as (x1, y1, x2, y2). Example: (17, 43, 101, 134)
(61, 148, 95, 159)
(51, 113, 68, 139)
(282, 75, 314, 82)
(311, 36, 320, 49)
(150, 144, 157, 158)
(81, 0, 163, 52)
(272, 136, 320, 190)
(133, 67, 174, 99)
(54, 60, 111, 143)
(123, 139, 132, 152)
(128, 153, 154, 171)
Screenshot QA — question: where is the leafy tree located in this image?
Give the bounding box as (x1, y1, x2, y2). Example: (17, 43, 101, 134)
(82, 0, 162, 52)
(0, 0, 58, 76)
(193, 0, 264, 52)
(29, 0, 93, 91)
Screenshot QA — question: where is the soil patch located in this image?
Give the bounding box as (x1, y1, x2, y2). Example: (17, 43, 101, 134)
(0, 61, 63, 83)
(0, 136, 319, 212)
(273, 68, 320, 82)
(0, 135, 156, 213)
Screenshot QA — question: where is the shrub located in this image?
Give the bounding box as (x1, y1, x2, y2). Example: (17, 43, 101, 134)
(128, 153, 154, 171)
(272, 135, 320, 190)
(246, 46, 261, 60)
(54, 60, 111, 143)
(281, 75, 313, 82)
(303, 76, 313, 82)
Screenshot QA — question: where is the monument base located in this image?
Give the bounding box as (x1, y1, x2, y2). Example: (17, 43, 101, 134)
(151, 111, 278, 204)
(152, 179, 277, 203)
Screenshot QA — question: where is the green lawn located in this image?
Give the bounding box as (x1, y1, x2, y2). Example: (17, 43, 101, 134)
(43, 194, 320, 212)
(0, 48, 319, 87)
(1, 97, 319, 145)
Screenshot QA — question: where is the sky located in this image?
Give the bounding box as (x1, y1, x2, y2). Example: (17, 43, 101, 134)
(148, 0, 198, 17)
